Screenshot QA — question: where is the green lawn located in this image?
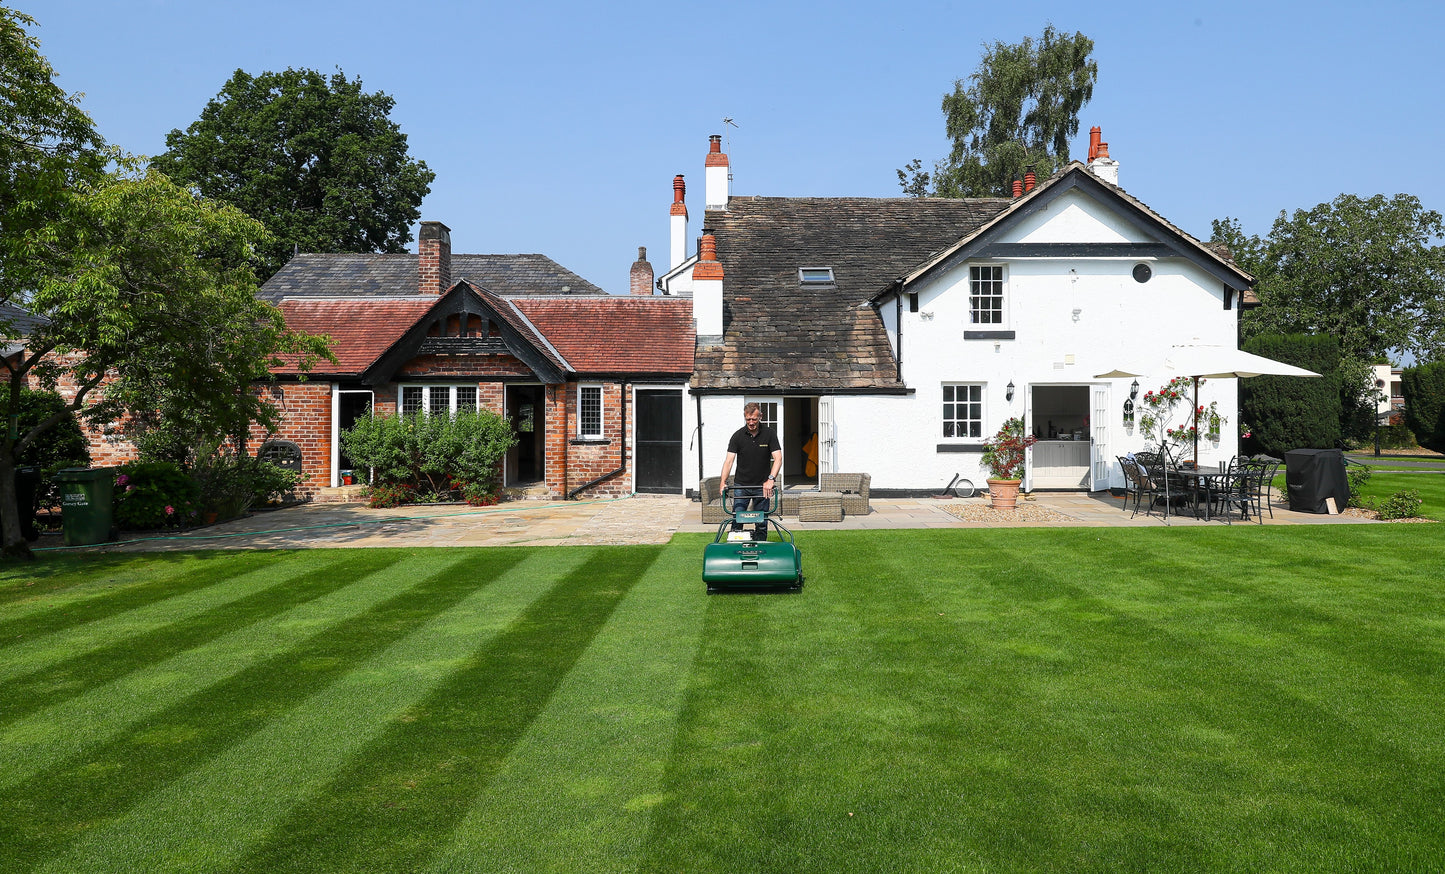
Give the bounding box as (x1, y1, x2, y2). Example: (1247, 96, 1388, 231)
(3, 529, 1444, 872)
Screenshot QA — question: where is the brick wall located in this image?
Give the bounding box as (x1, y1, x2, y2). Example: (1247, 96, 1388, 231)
(546, 381, 633, 499)
(23, 352, 140, 468)
(248, 383, 333, 496)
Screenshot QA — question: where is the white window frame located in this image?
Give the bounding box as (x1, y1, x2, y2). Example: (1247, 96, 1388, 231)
(969, 264, 1007, 327)
(941, 383, 985, 440)
(578, 384, 604, 439)
(397, 384, 481, 417)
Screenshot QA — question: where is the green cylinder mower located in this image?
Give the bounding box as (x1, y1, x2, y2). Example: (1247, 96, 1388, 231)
(702, 486, 804, 594)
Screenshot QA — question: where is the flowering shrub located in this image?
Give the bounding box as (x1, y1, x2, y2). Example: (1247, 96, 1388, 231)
(365, 483, 414, 509)
(979, 417, 1038, 480)
(1139, 377, 1221, 454)
(113, 462, 201, 529)
(341, 409, 515, 503)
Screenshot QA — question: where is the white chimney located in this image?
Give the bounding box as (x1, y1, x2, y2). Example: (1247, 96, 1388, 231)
(1088, 139, 1119, 186)
(692, 230, 724, 338)
(705, 134, 730, 211)
(669, 174, 688, 269)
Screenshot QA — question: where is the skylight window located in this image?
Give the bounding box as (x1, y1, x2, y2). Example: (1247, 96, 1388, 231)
(798, 267, 835, 285)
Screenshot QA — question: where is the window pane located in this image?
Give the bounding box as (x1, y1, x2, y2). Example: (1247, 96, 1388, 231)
(402, 386, 423, 415)
(970, 265, 1004, 325)
(456, 386, 477, 411)
(580, 386, 602, 437)
(429, 387, 450, 416)
(942, 383, 983, 438)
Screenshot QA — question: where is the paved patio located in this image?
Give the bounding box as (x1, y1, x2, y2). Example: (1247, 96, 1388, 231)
(35, 486, 1378, 554)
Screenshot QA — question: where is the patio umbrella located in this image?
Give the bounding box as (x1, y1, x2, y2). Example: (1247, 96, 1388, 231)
(1096, 344, 1322, 461)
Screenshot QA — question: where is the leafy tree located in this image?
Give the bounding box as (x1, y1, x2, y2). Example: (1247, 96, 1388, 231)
(900, 25, 1097, 198)
(152, 67, 436, 280)
(3, 159, 333, 558)
(1212, 195, 1445, 443)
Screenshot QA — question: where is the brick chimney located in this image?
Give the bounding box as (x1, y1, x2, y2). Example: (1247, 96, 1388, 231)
(630, 246, 654, 296)
(692, 230, 724, 338)
(670, 174, 689, 269)
(418, 221, 452, 295)
(705, 134, 730, 211)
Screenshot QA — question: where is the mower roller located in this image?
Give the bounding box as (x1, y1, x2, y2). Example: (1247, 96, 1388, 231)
(702, 486, 803, 593)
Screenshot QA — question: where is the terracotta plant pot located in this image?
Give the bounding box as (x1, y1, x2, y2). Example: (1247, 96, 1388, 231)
(987, 478, 1022, 510)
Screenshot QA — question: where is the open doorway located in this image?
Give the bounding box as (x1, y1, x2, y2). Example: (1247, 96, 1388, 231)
(506, 385, 545, 484)
(782, 397, 820, 486)
(337, 390, 373, 483)
(1029, 385, 1092, 490)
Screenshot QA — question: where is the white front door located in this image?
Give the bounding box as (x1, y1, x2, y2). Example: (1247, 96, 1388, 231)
(1091, 386, 1110, 491)
(817, 396, 835, 476)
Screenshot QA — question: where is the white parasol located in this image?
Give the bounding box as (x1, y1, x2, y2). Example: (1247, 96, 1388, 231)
(1096, 344, 1321, 460)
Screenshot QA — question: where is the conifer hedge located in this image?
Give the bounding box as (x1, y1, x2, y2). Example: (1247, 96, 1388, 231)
(1240, 334, 1341, 457)
(1400, 362, 1445, 451)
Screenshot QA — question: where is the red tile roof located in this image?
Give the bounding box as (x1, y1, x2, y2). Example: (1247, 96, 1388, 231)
(513, 298, 695, 373)
(273, 299, 436, 374)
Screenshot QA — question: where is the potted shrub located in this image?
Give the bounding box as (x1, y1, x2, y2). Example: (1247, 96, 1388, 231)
(979, 417, 1037, 510)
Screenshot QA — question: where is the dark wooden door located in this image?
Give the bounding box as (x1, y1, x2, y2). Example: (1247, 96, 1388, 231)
(635, 390, 682, 493)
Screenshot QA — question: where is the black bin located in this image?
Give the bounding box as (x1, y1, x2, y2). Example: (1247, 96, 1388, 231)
(1284, 448, 1349, 514)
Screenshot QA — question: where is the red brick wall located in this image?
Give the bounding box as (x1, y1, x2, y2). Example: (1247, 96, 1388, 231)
(546, 381, 633, 499)
(248, 383, 333, 496)
(23, 352, 140, 468)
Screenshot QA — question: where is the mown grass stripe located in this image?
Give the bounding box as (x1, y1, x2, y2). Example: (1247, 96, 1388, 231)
(0, 552, 278, 632)
(0, 551, 407, 725)
(422, 544, 705, 874)
(230, 546, 661, 874)
(892, 529, 1445, 871)
(0, 550, 473, 793)
(32, 549, 592, 874)
(0, 548, 530, 869)
(0, 550, 343, 684)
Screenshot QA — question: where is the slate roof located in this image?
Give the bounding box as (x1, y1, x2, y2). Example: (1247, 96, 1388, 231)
(1, 301, 47, 337)
(259, 253, 607, 301)
(514, 298, 695, 374)
(694, 196, 1012, 391)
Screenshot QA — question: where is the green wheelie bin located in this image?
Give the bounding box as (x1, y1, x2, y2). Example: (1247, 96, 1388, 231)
(53, 468, 115, 546)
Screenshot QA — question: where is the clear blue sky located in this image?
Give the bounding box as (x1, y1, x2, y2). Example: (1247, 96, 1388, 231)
(30, 0, 1445, 295)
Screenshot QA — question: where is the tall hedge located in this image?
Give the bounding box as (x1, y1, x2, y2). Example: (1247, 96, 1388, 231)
(1240, 334, 1341, 457)
(1400, 362, 1445, 451)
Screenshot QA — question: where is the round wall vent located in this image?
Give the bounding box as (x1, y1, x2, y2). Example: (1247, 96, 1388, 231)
(1132, 263, 1152, 283)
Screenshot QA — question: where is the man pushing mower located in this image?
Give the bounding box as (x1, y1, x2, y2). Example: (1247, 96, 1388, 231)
(718, 402, 782, 542)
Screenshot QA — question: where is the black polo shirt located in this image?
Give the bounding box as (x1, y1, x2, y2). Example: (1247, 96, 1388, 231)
(727, 425, 780, 486)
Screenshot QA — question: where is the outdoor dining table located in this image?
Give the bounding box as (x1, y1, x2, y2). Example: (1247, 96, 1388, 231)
(1167, 464, 1232, 521)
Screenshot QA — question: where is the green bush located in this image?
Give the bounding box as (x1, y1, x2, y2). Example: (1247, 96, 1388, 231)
(1400, 362, 1445, 452)
(1360, 489, 1423, 520)
(1376, 421, 1418, 450)
(1241, 334, 1341, 457)
(1345, 462, 1371, 508)
(114, 462, 201, 529)
(341, 409, 515, 501)
(364, 482, 413, 509)
(191, 446, 302, 522)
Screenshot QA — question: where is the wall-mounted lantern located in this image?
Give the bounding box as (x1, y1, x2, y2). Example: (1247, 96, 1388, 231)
(1129, 379, 1140, 400)
(1005, 380, 1015, 402)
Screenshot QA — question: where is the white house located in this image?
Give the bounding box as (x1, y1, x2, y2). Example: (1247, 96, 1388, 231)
(660, 131, 1256, 495)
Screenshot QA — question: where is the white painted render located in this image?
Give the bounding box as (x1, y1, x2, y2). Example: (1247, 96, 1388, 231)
(670, 213, 688, 270)
(693, 277, 723, 337)
(706, 163, 729, 211)
(683, 184, 1242, 494)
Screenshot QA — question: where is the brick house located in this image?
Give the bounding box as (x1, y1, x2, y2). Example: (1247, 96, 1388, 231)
(259, 223, 695, 499)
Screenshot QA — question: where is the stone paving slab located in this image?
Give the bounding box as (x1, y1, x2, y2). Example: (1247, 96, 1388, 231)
(33, 488, 1381, 554)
